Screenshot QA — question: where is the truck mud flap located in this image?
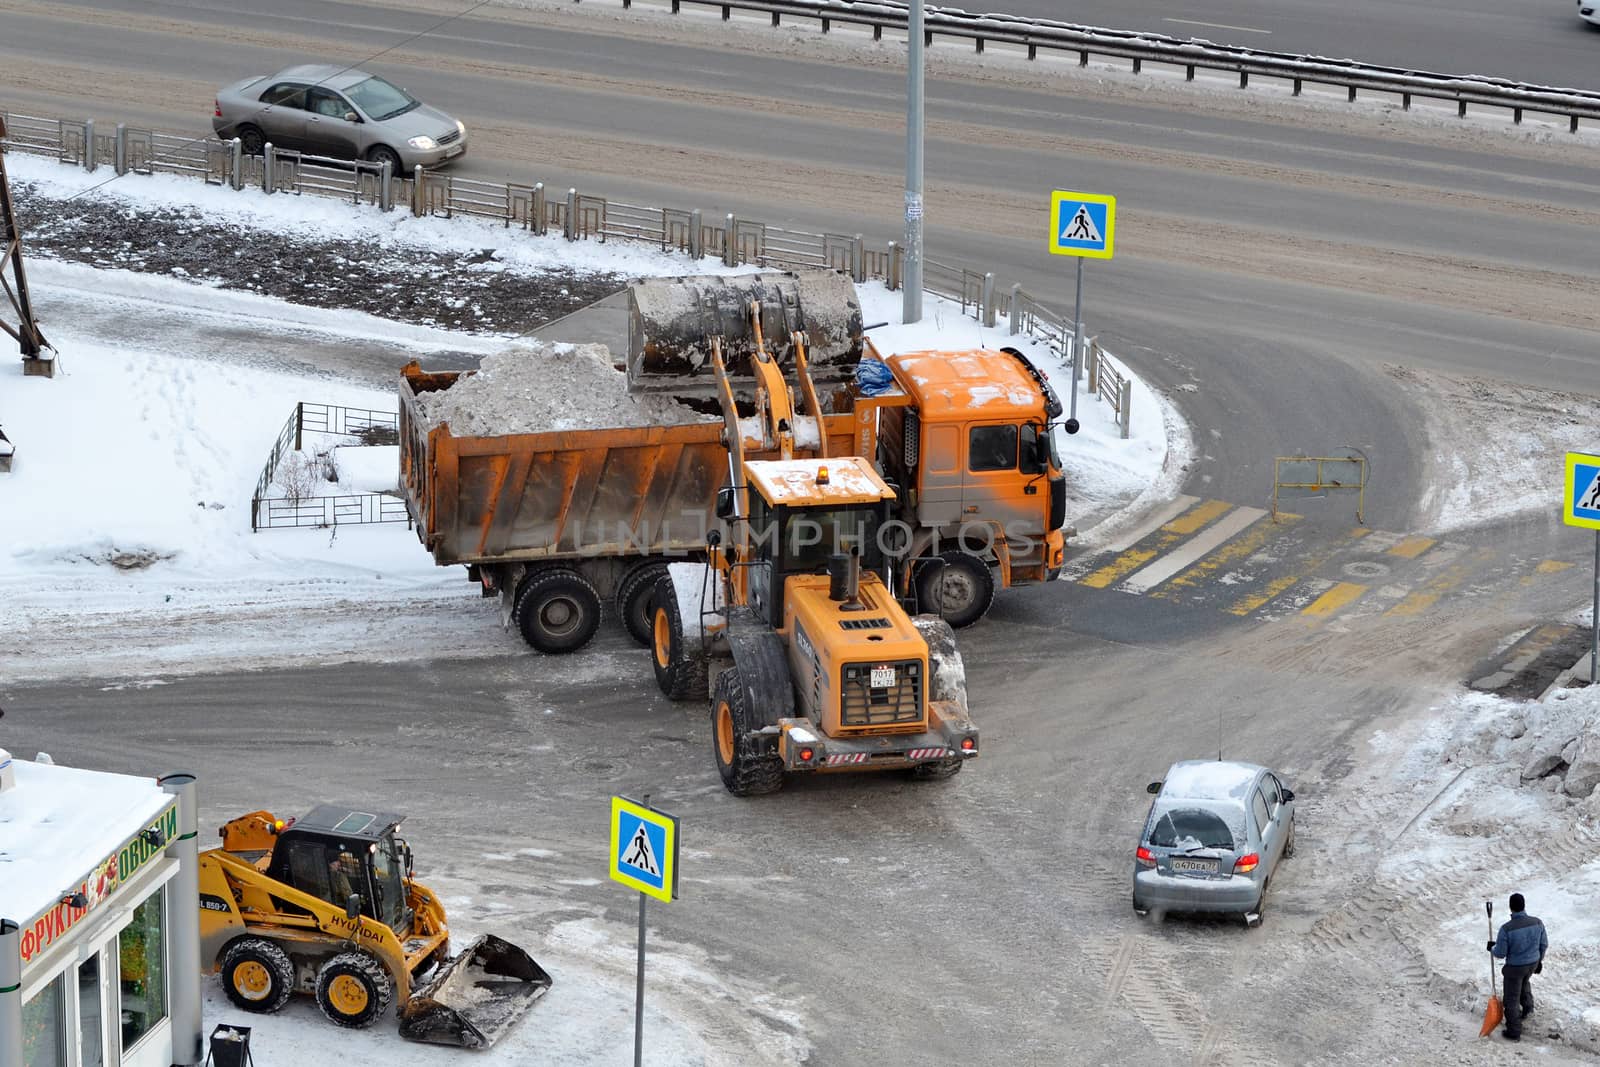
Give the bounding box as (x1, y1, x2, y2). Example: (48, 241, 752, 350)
(397, 934, 552, 1049)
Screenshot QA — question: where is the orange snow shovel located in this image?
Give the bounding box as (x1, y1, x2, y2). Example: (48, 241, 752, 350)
(1480, 900, 1503, 1037)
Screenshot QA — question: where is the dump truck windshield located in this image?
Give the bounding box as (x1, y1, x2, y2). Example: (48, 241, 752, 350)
(781, 506, 884, 572)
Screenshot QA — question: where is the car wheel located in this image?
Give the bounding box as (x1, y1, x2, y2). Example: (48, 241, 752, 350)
(1283, 818, 1296, 858)
(1132, 894, 1150, 919)
(367, 145, 403, 172)
(236, 124, 265, 156)
(1246, 879, 1267, 928)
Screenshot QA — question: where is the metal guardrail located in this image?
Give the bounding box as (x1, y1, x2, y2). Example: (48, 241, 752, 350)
(595, 0, 1600, 133)
(251, 402, 406, 531)
(1085, 339, 1132, 439)
(2, 103, 1127, 479)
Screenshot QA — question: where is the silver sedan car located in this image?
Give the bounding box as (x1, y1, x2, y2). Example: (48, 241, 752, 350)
(213, 64, 467, 172)
(1132, 760, 1296, 926)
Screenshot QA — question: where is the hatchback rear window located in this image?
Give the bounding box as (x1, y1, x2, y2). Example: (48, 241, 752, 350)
(1148, 807, 1237, 850)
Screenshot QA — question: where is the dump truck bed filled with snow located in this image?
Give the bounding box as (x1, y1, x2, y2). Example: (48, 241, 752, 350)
(399, 354, 728, 567)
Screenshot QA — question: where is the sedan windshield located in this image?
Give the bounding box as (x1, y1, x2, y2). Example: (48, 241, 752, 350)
(345, 76, 419, 121)
(1148, 807, 1237, 850)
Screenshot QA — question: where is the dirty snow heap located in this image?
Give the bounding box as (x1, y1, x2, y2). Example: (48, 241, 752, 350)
(413, 341, 715, 436)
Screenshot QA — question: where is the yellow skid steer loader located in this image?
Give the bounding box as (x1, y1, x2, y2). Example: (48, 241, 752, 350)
(197, 806, 550, 1049)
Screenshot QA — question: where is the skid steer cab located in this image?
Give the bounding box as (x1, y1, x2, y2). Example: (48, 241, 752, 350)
(651, 454, 979, 796)
(197, 806, 551, 1049)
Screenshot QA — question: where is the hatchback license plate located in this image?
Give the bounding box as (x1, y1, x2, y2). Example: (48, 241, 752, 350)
(1171, 858, 1218, 873)
(870, 666, 896, 688)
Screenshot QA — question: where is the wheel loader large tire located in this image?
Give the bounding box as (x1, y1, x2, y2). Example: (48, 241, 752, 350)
(615, 562, 668, 647)
(220, 938, 296, 1014)
(712, 667, 784, 796)
(514, 569, 602, 654)
(915, 550, 995, 629)
(913, 615, 969, 716)
(315, 952, 394, 1029)
(650, 574, 709, 700)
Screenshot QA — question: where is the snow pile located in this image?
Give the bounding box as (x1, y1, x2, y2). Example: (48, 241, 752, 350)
(412, 342, 714, 436)
(1358, 683, 1600, 1050)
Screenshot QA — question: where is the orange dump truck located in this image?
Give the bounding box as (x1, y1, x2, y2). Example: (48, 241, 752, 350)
(397, 276, 1069, 653)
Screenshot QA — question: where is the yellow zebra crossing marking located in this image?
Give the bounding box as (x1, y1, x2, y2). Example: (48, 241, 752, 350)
(1386, 535, 1435, 559)
(1385, 550, 1491, 617)
(1302, 581, 1368, 617)
(1153, 511, 1296, 599)
(1226, 525, 1370, 617)
(1079, 499, 1233, 589)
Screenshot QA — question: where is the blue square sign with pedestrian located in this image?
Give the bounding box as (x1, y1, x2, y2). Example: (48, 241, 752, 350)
(1565, 451, 1600, 530)
(1049, 190, 1115, 259)
(610, 795, 679, 902)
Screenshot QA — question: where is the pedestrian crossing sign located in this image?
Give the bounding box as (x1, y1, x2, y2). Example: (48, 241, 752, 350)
(610, 795, 679, 902)
(1564, 451, 1600, 530)
(1049, 190, 1115, 259)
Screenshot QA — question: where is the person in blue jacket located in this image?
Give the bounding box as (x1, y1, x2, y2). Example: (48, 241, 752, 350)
(1489, 892, 1548, 1041)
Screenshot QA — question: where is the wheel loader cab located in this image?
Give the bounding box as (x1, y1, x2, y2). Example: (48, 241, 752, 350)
(262, 805, 411, 934)
(738, 458, 894, 629)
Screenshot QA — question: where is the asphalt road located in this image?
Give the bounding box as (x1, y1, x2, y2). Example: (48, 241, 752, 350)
(4, 1, 1600, 1062)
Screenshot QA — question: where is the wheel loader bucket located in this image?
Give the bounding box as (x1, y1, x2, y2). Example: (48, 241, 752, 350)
(397, 934, 552, 1050)
(625, 271, 863, 402)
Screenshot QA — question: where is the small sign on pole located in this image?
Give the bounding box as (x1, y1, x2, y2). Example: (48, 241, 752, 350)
(1562, 451, 1600, 684)
(1047, 190, 1117, 435)
(610, 795, 680, 1067)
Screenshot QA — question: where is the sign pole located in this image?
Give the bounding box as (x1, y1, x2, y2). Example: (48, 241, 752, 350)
(1592, 530, 1598, 685)
(902, 0, 925, 324)
(633, 890, 647, 1067)
(610, 792, 679, 1067)
(1069, 257, 1084, 426)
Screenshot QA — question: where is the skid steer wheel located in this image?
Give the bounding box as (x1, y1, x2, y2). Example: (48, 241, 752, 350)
(220, 938, 295, 1013)
(650, 574, 708, 700)
(514, 569, 602, 654)
(315, 952, 394, 1028)
(915, 550, 995, 629)
(712, 667, 783, 796)
(615, 563, 668, 647)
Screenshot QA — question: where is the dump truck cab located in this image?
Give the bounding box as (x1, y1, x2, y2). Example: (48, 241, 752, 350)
(875, 347, 1069, 626)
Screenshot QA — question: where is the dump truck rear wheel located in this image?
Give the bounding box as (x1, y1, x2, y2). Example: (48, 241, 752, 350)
(616, 563, 668, 647)
(514, 569, 602, 654)
(908, 757, 963, 780)
(219, 938, 295, 1014)
(315, 952, 393, 1029)
(915, 551, 995, 629)
(712, 668, 783, 796)
(650, 574, 709, 700)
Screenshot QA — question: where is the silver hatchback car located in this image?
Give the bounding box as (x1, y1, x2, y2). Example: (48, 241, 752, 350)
(213, 64, 466, 172)
(1132, 760, 1296, 926)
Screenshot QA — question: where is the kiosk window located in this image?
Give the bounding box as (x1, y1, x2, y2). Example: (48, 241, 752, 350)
(118, 887, 168, 1048)
(22, 974, 66, 1067)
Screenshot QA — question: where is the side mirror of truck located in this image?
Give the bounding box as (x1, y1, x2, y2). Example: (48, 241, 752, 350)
(715, 486, 736, 520)
(345, 894, 362, 920)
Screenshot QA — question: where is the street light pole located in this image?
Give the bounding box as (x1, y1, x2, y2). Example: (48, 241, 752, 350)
(902, 0, 925, 323)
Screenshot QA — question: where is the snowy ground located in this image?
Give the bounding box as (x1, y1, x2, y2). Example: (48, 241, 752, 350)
(5, 150, 1600, 1061)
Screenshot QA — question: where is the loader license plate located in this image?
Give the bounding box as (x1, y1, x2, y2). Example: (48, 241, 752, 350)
(1171, 858, 1217, 874)
(870, 666, 896, 688)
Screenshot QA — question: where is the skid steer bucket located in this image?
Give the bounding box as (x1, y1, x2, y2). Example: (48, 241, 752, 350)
(625, 271, 862, 402)
(397, 934, 552, 1049)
